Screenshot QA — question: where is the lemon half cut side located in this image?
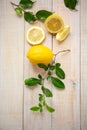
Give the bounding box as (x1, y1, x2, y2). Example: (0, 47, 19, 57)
(27, 26, 45, 45)
(45, 14, 64, 34)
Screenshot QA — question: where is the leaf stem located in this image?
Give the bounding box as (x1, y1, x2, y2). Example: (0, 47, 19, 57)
(10, 2, 26, 12)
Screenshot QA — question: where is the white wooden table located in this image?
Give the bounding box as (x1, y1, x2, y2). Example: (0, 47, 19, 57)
(0, 0, 87, 130)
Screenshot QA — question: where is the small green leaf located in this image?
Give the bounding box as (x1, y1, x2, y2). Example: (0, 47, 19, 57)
(38, 103, 42, 107)
(56, 63, 65, 79)
(45, 103, 55, 113)
(48, 71, 52, 75)
(39, 94, 44, 101)
(64, 0, 78, 10)
(56, 63, 61, 67)
(48, 64, 55, 70)
(14, 8, 22, 16)
(38, 103, 43, 112)
(40, 107, 43, 112)
(41, 86, 53, 97)
(49, 65, 55, 70)
(36, 10, 53, 20)
(19, 0, 35, 9)
(51, 77, 65, 89)
(30, 106, 40, 111)
(43, 101, 46, 106)
(38, 64, 48, 71)
(25, 78, 41, 86)
(38, 74, 42, 79)
(24, 12, 36, 23)
(47, 75, 51, 80)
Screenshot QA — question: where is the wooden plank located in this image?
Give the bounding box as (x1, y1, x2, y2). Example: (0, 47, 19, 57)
(24, 0, 52, 130)
(0, 0, 24, 130)
(52, 0, 80, 130)
(81, 0, 87, 130)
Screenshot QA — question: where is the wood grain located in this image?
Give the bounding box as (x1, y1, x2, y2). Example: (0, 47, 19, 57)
(52, 0, 80, 130)
(81, 0, 87, 130)
(0, 0, 24, 130)
(0, 0, 87, 130)
(24, 0, 52, 130)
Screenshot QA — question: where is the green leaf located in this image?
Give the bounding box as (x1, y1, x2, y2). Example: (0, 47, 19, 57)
(56, 63, 65, 79)
(43, 100, 46, 106)
(25, 78, 41, 86)
(24, 12, 36, 23)
(30, 106, 40, 111)
(39, 94, 44, 101)
(49, 65, 55, 70)
(38, 64, 48, 71)
(38, 103, 43, 112)
(64, 0, 78, 10)
(45, 103, 55, 113)
(38, 74, 42, 79)
(38, 103, 42, 107)
(40, 107, 43, 112)
(47, 71, 51, 80)
(41, 86, 53, 97)
(48, 71, 52, 75)
(47, 75, 51, 80)
(14, 8, 22, 16)
(19, 0, 35, 9)
(51, 77, 65, 89)
(36, 10, 53, 20)
(55, 63, 61, 67)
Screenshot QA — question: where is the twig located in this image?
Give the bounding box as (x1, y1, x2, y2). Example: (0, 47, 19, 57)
(55, 49, 71, 56)
(10, 2, 26, 12)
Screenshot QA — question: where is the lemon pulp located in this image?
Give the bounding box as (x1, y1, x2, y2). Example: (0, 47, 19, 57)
(45, 14, 64, 34)
(27, 26, 45, 45)
(56, 25, 70, 41)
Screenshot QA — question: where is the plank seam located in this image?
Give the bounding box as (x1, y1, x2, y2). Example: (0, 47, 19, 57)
(80, 0, 82, 129)
(51, 0, 53, 130)
(22, 19, 25, 130)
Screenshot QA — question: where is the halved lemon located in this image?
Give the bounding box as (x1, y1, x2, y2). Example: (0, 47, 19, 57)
(26, 26, 45, 45)
(56, 25, 70, 42)
(45, 14, 64, 34)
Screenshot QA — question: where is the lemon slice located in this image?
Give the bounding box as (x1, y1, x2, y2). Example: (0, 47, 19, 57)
(56, 25, 70, 42)
(27, 26, 45, 45)
(45, 14, 64, 34)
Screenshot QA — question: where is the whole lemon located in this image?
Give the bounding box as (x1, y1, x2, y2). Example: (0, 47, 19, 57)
(27, 45, 54, 64)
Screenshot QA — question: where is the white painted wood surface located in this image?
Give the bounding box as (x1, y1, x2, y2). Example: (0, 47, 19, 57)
(0, 0, 87, 130)
(81, 0, 87, 130)
(0, 0, 24, 130)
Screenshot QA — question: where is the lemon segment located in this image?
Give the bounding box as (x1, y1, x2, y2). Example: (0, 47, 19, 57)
(56, 25, 70, 42)
(45, 14, 64, 34)
(27, 26, 45, 45)
(27, 45, 54, 64)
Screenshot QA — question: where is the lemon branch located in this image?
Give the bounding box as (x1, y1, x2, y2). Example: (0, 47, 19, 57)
(10, 1, 53, 23)
(55, 49, 70, 56)
(53, 49, 71, 63)
(10, 2, 26, 12)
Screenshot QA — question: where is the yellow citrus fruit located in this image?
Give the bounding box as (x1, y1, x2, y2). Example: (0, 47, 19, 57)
(56, 25, 70, 42)
(45, 14, 64, 34)
(26, 26, 45, 45)
(27, 45, 54, 64)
